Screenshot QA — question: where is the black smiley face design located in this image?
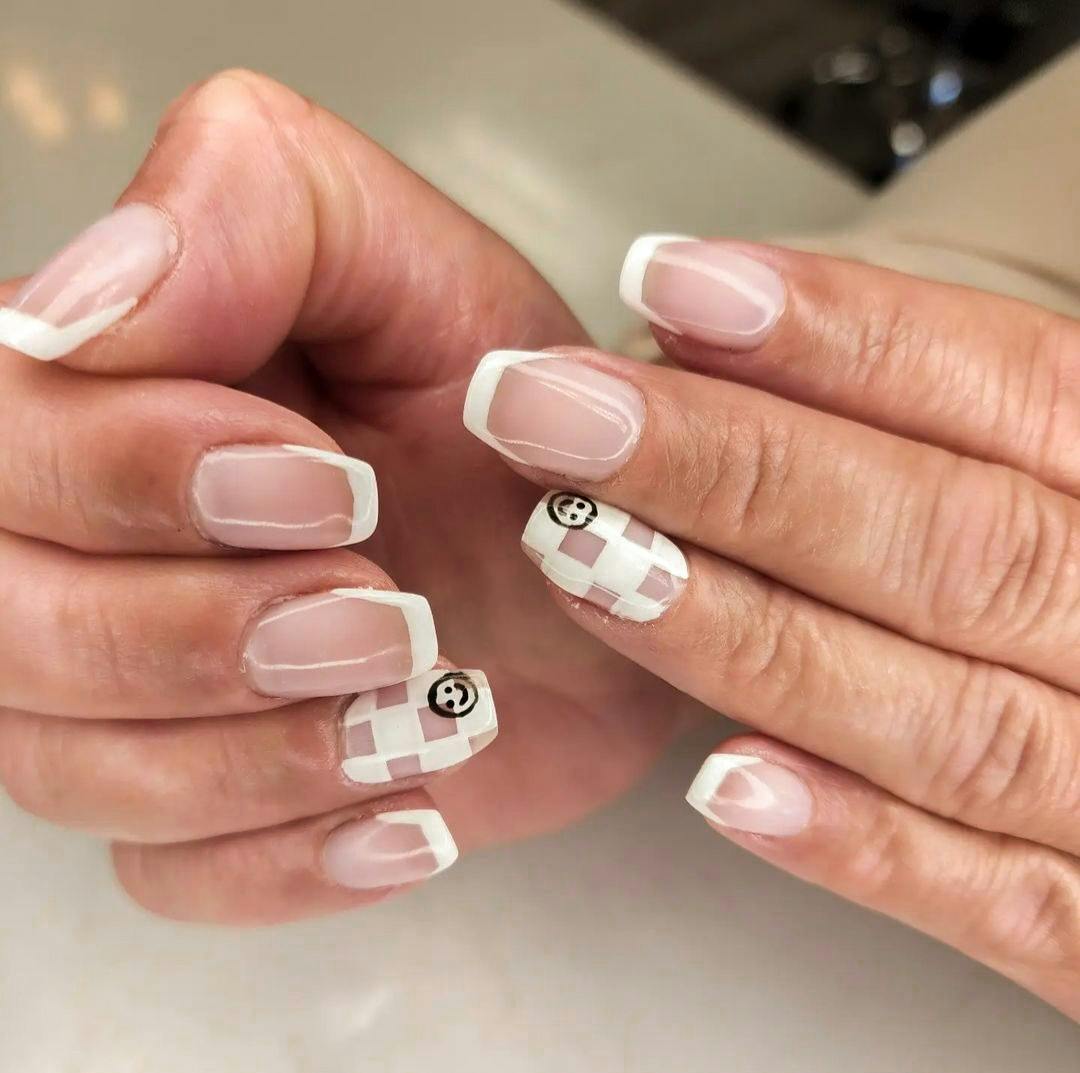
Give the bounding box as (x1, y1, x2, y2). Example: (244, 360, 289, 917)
(427, 672, 481, 719)
(547, 492, 599, 530)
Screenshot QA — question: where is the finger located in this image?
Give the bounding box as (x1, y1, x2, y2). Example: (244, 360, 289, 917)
(0, 533, 438, 717)
(517, 491, 1080, 857)
(0, 69, 585, 381)
(685, 737, 1080, 1021)
(111, 791, 461, 924)
(0, 668, 497, 842)
(0, 361, 377, 554)
(465, 348, 1080, 694)
(618, 237, 1080, 496)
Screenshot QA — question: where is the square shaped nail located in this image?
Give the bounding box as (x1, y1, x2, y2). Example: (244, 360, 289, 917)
(244, 588, 438, 699)
(521, 491, 687, 622)
(464, 350, 644, 481)
(341, 668, 498, 784)
(192, 444, 378, 550)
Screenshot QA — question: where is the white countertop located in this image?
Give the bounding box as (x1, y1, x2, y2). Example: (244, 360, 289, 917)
(0, 1, 1076, 1069)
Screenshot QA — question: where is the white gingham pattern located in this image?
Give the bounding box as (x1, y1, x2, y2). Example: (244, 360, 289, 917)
(341, 669, 497, 784)
(522, 492, 688, 623)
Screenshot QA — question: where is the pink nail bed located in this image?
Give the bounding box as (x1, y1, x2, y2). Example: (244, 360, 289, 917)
(243, 588, 438, 700)
(686, 754, 812, 836)
(620, 234, 786, 351)
(464, 350, 644, 481)
(322, 810, 458, 890)
(192, 444, 377, 550)
(0, 203, 178, 361)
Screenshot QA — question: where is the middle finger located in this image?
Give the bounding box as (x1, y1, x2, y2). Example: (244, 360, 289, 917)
(0, 532, 438, 717)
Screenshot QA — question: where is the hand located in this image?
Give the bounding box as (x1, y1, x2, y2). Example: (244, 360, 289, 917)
(0, 71, 684, 924)
(462, 237, 1080, 1020)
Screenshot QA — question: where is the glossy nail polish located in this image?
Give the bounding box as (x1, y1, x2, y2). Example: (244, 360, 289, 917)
(464, 350, 644, 480)
(620, 234, 786, 351)
(686, 754, 812, 836)
(243, 589, 438, 699)
(0, 204, 178, 360)
(322, 810, 458, 890)
(521, 490, 687, 622)
(342, 668, 498, 784)
(192, 444, 378, 550)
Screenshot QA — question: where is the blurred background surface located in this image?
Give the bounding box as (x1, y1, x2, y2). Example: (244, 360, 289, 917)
(579, 0, 1080, 184)
(0, 2, 1078, 1071)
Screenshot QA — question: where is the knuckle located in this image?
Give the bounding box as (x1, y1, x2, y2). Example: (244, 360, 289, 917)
(923, 665, 1060, 823)
(691, 577, 820, 737)
(977, 855, 1080, 972)
(56, 575, 139, 702)
(830, 802, 910, 903)
(682, 405, 805, 548)
(922, 464, 1075, 649)
(0, 713, 69, 821)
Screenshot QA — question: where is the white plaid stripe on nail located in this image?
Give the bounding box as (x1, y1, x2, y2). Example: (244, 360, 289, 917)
(341, 669, 498, 784)
(522, 492, 688, 622)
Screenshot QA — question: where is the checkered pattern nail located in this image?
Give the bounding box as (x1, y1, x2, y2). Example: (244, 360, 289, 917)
(341, 669, 498, 784)
(521, 491, 688, 622)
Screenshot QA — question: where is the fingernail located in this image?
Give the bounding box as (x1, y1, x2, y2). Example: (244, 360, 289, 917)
(243, 589, 438, 699)
(192, 444, 378, 550)
(686, 755, 812, 836)
(521, 491, 687, 622)
(342, 668, 498, 784)
(0, 204, 178, 361)
(463, 350, 645, 481)
(323, 809, 458, 890)
(620, 234, 786, 351)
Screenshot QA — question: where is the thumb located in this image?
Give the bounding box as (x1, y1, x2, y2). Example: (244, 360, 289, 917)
(0, 69, 586, 383)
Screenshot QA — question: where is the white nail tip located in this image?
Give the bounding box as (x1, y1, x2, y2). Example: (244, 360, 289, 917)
(280, 445, 379, 544)
(378, 810, 459, 873)
(462, 349, 542, 462)
(618, 233, 695, 334)
(686, 754, 762, 822)
(331, 589, 438, 678)
(0, 300, 137, 361)
(341, 668, 498, 784)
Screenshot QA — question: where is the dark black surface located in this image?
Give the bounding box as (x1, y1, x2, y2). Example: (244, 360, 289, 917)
(574, 0, 1080, 185)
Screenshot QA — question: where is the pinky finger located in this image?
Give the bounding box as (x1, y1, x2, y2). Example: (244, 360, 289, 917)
(686, 737, 1080, 1021)
(111, 790, 457, 925)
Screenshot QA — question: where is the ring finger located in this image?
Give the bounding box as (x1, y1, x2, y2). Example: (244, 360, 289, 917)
(0, 665, 498, 842)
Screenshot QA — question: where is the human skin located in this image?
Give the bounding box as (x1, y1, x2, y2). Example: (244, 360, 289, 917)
(0, 69, 1077, 1020)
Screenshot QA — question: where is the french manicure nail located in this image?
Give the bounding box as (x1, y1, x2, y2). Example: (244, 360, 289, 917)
(464, 350, 645, 481)
(521, 491, 687, 622)
(322, 809, 458, 890)
(620, 234, 786, 351)
(342, 668, 498, 784)
(243, 588, 438, 699)
(0, 204, 178, 361)
(192, 444, 378, 550)
(686, 755, 812, 836)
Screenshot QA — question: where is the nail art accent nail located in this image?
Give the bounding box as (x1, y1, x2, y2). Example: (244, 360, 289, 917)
(521, 491, 687, 622)
(686, 754, 812, 836)
(191, 444, 378, 550)
(619, 234, 786, 351)
(0, 204, 178, 361)
(463, 350, 645, 481)
(341, 668, 498, 784)
(322, 809, 458, 890)
(243, 588, 438, 699)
